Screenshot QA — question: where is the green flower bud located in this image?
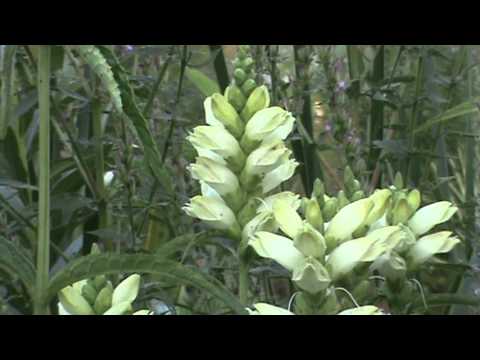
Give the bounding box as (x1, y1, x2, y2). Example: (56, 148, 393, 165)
(225, 85, 247, 112)
(322, 197, 338, 222)
(81, 282, 98, 305)
(183, 196, 241, 239)
(305, 197, 324, 233)
(351, 190, 365, 202)
(292, 257, 331, 294)
(112, 274, 141, 306)
(352, 179, 361, 192)
(364, 189, 391, 227)
(241, 107, 295, 153)
(241, 79, 257, 96)
(240, 141, 292, 190)
(393, 172, 404, 189)
(58, 286, 95, 315)
(406, 189, 421, 214)
(190, 157, 244, 211)
(93, 275, 107, 291)
(240, 85, 270, 121)
(407, 201, 458, 236)
(241, 57, 255, 72)
(210, 94, 244, 139)
(337, 190, 350, 209)
(390, 198, 411, 225)
(234, 68, 247, 85)
(188, 125, 246, 173)
(343, 166, 356, 197)
(93, 282, 113, 314)
(313, 178, 325, 207)
(293, 222, 326, 259)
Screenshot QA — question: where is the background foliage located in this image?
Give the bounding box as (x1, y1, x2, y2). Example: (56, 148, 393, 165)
(0, 45, 478, 315)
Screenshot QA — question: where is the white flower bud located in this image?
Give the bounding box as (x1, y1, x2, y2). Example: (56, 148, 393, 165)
(241, 107, 295, 153)
(183, 196, 241, 239)
(407, 201, 458, 236)
(188, 125, 246, 172)
(190, 157, 244, 211)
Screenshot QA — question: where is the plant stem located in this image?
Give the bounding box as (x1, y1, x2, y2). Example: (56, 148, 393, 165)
(143, 45, 174, 118)
(238, 254, 249, 306)
(92, 99, 112, 250)
(34, 45, 51, 315)
(368, 45, 385, 182)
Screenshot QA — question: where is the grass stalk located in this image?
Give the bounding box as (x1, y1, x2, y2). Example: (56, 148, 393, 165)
(34, 45, 51, 315)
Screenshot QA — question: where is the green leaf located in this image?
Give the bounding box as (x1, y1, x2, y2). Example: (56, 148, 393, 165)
(96, 46, 173, 194)
(0, 236, 35, 297)
(47, 253, 246, 314)
(185, 67, 220, 97)
(414, 101, 479, 134)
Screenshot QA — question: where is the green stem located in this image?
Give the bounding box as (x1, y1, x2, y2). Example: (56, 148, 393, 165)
(143, 45, 174, 118)
(34, 45, 51, 315)
(92, 99, 112, 250)
(238, 254, 249, 306)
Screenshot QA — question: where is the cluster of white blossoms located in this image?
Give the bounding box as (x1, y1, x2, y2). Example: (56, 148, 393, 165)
(183, 84, 299, 241)
(244, 176, 461, 314)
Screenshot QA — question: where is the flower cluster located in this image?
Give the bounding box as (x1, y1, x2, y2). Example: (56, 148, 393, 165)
(246, 169, 461, 314)
(57, 245, 151, 315)
(183, 46, 298, 242)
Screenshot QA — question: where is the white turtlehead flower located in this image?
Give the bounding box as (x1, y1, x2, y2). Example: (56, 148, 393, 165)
(326, 233, 389, 281)
(183, 195, 241, 238)
(272, 198, 304, 239)
(325, 198, 374, 249)
(240, 141, 292, 189)
(103, 301, 132, 315)
(293, 222, 327, 259)
(364, 189, 391, 226)
(292, 257, 331, 294)
(190, 157, 243, 210)
(112, 274, 141, 306)
(58, 285, 95, 315)
(187, 125, 246, 172)
(249, 231, 305, 272)
(407, 231, 460, 268)
(261, 158, 298, 194)
(258, 192, 301, 213)
(242, 211, 278, 244)
(407, 201, 458, 236)
(241, 107, 296, 153)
